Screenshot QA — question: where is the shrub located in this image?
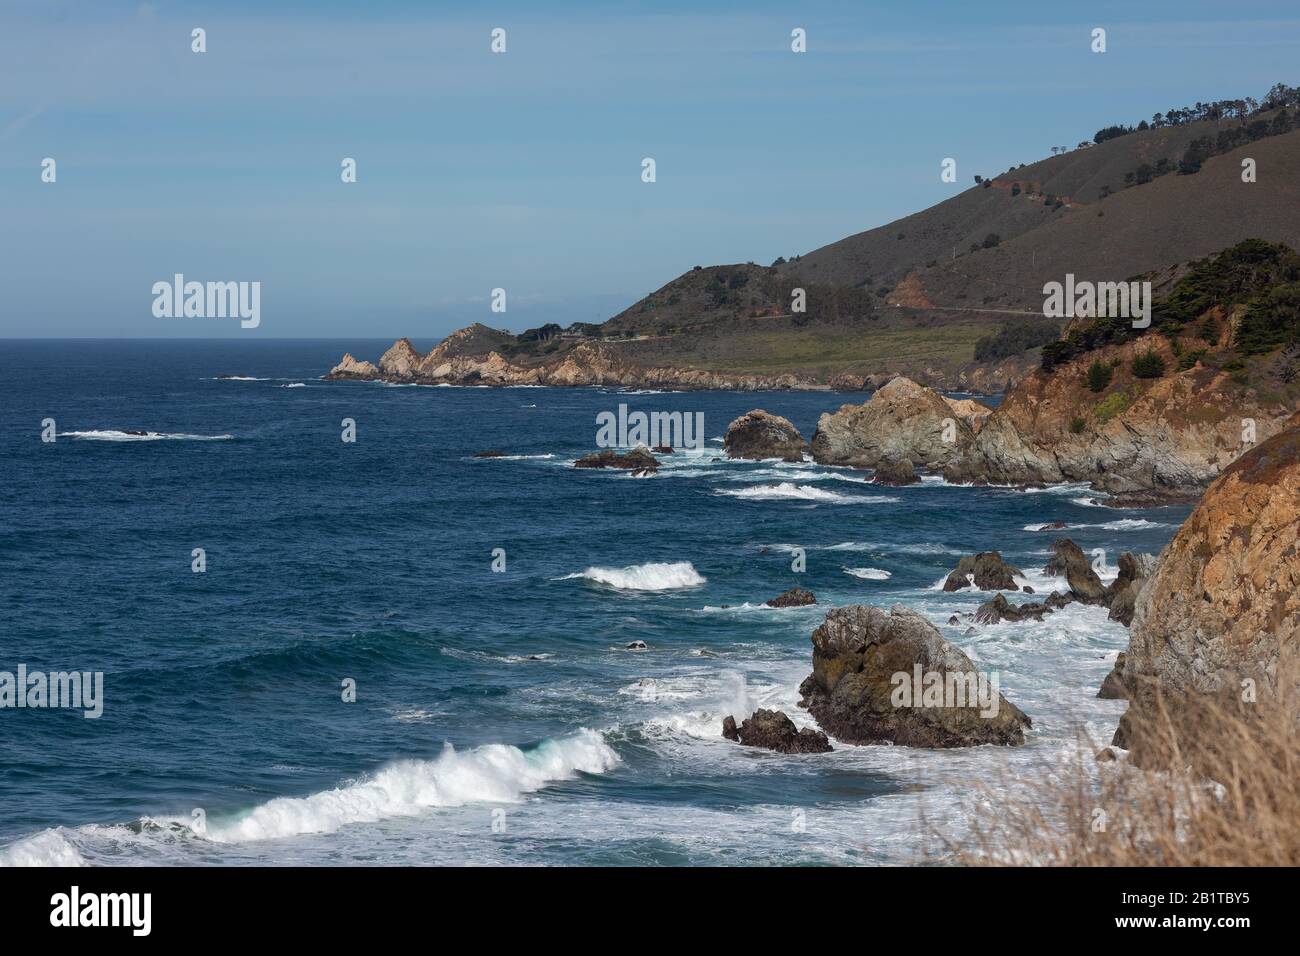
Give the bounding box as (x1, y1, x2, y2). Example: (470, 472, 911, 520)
(1178, 348, 1208, 370)
(981, 233, 1001, 249)
(1069, 416, 1086, 434)
(974, 319, 1061, 362)
(1095, 391, 1130, 423)
(1085, 358, 1113, 392)
(1132, 351, 1167, 378)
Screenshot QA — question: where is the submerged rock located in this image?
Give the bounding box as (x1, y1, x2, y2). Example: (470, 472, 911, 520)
(798, 604, 1031, 748)
(722, 709, 833, 754)
(941, 551, 1023, 592)
(625, 640, 648, 650)
(574, 448, 660, 471)
(474, 450, 506, 458)
(766, 588, 817, 608)
(723, 410, 808, 462)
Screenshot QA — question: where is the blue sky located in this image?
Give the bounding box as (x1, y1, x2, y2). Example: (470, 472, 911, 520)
(2, 0, 1298, 338)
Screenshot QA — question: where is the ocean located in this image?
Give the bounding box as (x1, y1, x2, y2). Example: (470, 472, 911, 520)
(0, 339, 1190, 866)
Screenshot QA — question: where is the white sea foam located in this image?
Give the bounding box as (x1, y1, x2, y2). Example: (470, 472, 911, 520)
(843, 567, 891, 580)
(280, 382, 307, 389)
(717, 482, 897, 504)
(182, 730, 618, 844)
(1024, 518, 1167, 532)
(560, 561, 706, 591)
(211, 375, 268, 381)
(60, 430, 234, 442)
(0, 829, 86, 867)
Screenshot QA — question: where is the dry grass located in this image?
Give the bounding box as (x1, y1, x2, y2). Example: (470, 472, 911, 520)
(936, 670, 1300, 866)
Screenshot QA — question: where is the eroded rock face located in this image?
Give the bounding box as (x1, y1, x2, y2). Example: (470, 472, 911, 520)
(798, 604, 1031, 748)
(942, 337, 1294, 499)
(1106, 552, 1160, 626)
(1113, 423, 1300, 754)
(722, 709, 833, 754)
(1097, 652, 1130, 700)
(766, 588, 816, 608)
(327, 353, 380, 379)
(941, 551, 1023, 592)
(811, 377, 978, 469)
(724, 410, 808, 462)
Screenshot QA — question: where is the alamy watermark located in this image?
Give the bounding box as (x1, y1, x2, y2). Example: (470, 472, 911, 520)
(596, 403, 704, 450)
(152, 274, 261, 329)
(1043, 274, 1151, 329)
(1, 665, 103, 718)
(890, 665, 1000, 718)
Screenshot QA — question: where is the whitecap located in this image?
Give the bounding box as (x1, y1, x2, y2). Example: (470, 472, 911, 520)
(558, 561, 706, 591)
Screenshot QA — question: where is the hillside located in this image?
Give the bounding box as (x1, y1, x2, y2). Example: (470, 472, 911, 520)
(330, 86, 1300, 393)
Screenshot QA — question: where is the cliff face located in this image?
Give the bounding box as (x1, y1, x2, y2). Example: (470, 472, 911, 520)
(944, 334, 1295, 498)
(1113, 419, 1300, 753)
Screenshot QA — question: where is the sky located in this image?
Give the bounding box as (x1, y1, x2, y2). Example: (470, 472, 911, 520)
(2, 0, 1298, 338)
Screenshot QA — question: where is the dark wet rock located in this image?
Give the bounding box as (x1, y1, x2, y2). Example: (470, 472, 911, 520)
(574, 448, 660, 471)
(798, 604, 1031, 748)
(1022, 586, 1034, 594)
(1105, 552, 1160, 626)
(1043, 538, 1106, 604)
(652, 445, 673, 454)
(941, 551, 1023, 592)
(474, 450, 506, 458)
(947, 615, 962, 625)
(723, 410, 808, 462)
(766, 588, 817, 608)
(1044, 591, 1075, 610)
(722, 708, 833, 754)
(1097, 652, 1130, 699)
(625, 640, 647, 650)
(973, 592, 1055, 624)
(872, 456, 920, 486)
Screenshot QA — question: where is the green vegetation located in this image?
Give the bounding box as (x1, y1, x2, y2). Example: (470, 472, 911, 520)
(973, 319, 1061, 362)
(1132, 351, 1167, 378)
(1086, 358, 1113, 392)
(1095, 391, 1131, 423)
(1042, 240, 1300, 372)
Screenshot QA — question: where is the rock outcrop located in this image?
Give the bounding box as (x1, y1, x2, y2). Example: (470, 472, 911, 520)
(1042, 538, 1107, 604)
(941, 551, 1023, 592)
(942, 335, 1294, 499)
(973, 592, 1067, 624)
(810, 376, 981, 469)
(798, 604, 1031, 748)
(722, 709, 833, 754)
(574, 448, 660, 472)
(1105, 552, 1160, 626)
(1097, 652, 1130, 699)
(1112, 422, 1300, 756)
(766, 588, 816, 608)
(327, 353, 380, 379)
(724, 410, 808, 462)
(872, 456, 919, 485)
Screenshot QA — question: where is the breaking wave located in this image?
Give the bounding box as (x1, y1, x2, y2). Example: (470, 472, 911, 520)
(560, 561, 706, 591)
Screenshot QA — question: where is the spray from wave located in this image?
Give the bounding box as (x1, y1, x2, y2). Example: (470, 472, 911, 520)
(559, 561, 706, 591)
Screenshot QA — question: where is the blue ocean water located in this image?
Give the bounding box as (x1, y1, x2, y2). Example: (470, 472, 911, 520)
(0, 340, 1190, 866)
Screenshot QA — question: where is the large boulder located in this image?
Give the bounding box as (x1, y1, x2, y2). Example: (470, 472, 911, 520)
(1097, 652, 1130, 699)
(973, 592, 1062, 624)
(1043, 538, 1107, 604)
(941, 551, 1023, 592)
(872, 456, 919, 485)
(1112, 423, 1300, 758)
(810, 376, 976, 469)
(798, 604, 1031, 748)
(722, 709, 833, 754)
(723, 410, 808, 462)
